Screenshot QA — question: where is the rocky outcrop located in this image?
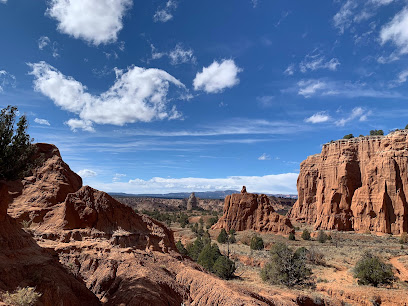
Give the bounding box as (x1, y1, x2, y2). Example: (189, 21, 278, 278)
(0, 182, 100, 306)
(289, 131, 408, 234)
(187, 192, 198, 211)
(212, 189, 294, 235)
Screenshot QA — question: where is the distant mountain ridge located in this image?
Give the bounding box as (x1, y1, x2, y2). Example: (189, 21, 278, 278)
(109, 190, 298, 200)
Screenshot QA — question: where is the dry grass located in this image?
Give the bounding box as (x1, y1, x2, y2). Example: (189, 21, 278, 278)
(2, 287, 41, 306)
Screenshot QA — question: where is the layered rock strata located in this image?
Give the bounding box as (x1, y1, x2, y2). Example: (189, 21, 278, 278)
(289, 131, 408, 234)
(212, 188, 294, 235)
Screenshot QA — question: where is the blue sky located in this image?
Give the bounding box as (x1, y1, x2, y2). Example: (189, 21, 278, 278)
(1, 0, 408, 194)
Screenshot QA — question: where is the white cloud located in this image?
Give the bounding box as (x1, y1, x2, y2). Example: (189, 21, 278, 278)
(65, 119, 95, 132)
(305, 112, 331, 124)
(297, 79, 327, 98)
(395, 69, 408, 85)
(284, 64, 295, 76)
(29, 61, 185, 131)
(0, 0, 7, 4)
(46, 0, 132, 45)
(251, 0, 259, 8)
(169, 44, 196, 65)
(334, 0, 395, 34)
(335, 107, 370, 126)
(299, 53, 340, 73)
(77, 169, 97, 178)
(150, 44, 196, 65)
(113, 173, 126, 182)
(38, 36, 59, 58)
(380, 7, 408, 55)
(258, 153, 271, 160)
(34, 118, 50, 126)
(154, 0, 177, 23)
(91, 173, 299, 194)
(296, 79, 403, 99)
(193, 59, 242, 93)
(256, 95, 274, 107)
(0, 70, 16, 93)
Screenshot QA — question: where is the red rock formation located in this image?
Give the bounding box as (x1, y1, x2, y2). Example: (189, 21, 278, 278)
(289, 131, 408, 234)
(212, 190, 294, 234)
(0, 182, 100, 305)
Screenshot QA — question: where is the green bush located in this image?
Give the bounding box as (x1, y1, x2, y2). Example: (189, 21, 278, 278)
(0, 106, 36, 180)
(343, 134, 354, 139)
(197, 243, 221, 271)
(186, 237, 204, 261)
(301, 229, 311, 240)
(250, 235, 264, 250)
(317, 230, 328, 243)
(2, 287, 42, 306)
(260, 242, 311, 287)
(217, 228, 228, 243)
(353, 252, 394, 287)
(370, 130, 384, 136)
(178, 212, 189, 228)
(213, 255, 236, 279)
(228, 229, 236, 244)
(288, 232, 296, 241)
(176, 240, 188, 256)
(399, 233, 408, 244)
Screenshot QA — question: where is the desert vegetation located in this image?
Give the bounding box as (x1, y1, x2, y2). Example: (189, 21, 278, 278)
(2, 287, 41, 306)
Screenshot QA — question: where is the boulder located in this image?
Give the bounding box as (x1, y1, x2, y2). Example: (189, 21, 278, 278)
(212, 189, 294, 235)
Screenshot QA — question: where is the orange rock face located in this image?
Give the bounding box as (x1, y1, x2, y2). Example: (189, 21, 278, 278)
(289, 131, 408, 234)
(212, 191, 294, 234)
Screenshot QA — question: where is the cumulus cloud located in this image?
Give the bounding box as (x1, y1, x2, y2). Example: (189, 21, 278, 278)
(34, 118, 50, 126)
(29, 61, 185, 132)
(0, 70, 16, 92)
(258, 153, 271, 160)
(46, 0, 132, 45)
(193, 59, 242, 94)
(113, 173, 126, 182)
(91, 173, 299, 195)
(77, 169, 97, 178)
(154, 0, 177, 23)
(380, 7, 408, 55)
(335, 107, 370, 126)
(299, 53, 340, 73)
(305, 112, 331, 124)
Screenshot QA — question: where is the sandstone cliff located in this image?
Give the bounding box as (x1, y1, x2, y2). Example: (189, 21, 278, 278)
(212, 188, 294, 235)
(2, 144, 310, 305)
(289, 131, 408, 234)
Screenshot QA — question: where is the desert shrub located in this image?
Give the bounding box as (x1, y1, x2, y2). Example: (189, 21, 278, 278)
(178, 212, 189, 228)
(317, 230, 328, 243)
(0, 106, 36, 180)
(307, 248, 326, 266)
(301, 229, 311, 240)
(202, 230, 211, 246)
(399, 233, 408, 244)
(353, 252, 394, 287)
(228, 229, 236, 244)
(217, 228, 228, 243)
(197, 243, 221, 271)
(370, 130, 384, 136)
(2, 287, 42, 306)
(207, 216, 218, 228)
(213, 255, 236, 279)
(176, 240, 188, 256)
(343, 134, 354, 139)
(186, 237, 204, 261)
(288, 232, 296, 241)
(250, 235, 264, 250)
(240, 234, 252, 246)
(260, 242, 311, 287)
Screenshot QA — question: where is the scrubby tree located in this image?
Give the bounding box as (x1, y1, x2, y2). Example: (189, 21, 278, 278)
(343, 134, 354, 139)
(217, 228, 228, 243)
(0, 106, 36, 180)
(370, 130, 384, 136)
(197, 243, 221, 271)
(301, 229, 311, 241)
(317, 230, 328, 243)
(405, 124, 408, 130)
(288, 232, 296, 241)
(186, 237, 204, 261)
(213, 255, 236, 279)
(178, 212, 189, 228)
(228, 229, 236, 244)
(260, 242, 312, 287)
(250, 235, 264, 250)
(400, 233, 408, 244)
(176, 240, 188, 256)
(353, 252, 394, 287)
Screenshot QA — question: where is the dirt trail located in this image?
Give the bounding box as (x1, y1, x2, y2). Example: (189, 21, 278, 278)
(390, 256, 408, 282)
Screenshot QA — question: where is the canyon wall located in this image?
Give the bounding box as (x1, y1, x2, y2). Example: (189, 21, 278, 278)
(289, 131, 408, 234)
